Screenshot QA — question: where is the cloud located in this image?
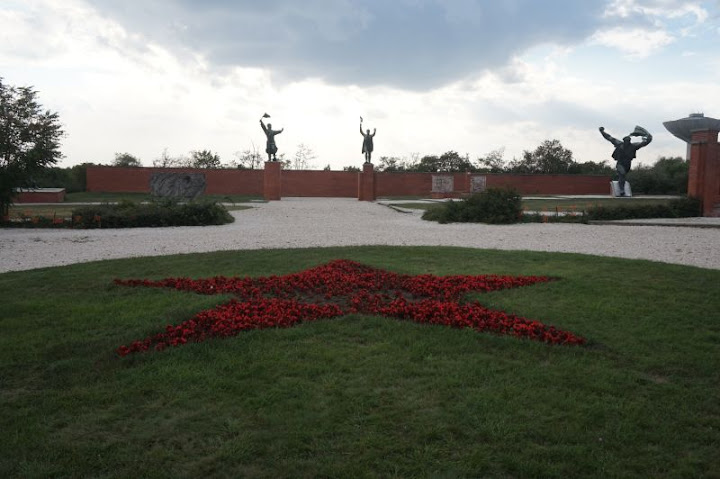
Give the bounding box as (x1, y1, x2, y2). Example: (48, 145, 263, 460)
(84, 0, 607, 89)
(590, 27, 675, 57)
(603, 0, 709, 23)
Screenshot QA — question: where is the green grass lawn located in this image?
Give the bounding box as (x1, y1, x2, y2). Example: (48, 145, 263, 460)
(1, 246, 718, 478)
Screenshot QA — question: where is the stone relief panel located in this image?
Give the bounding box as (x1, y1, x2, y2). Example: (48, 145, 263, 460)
(470, 175, 487, 193)
(431, 175, 454, 193)
(150, 173, 206, 199)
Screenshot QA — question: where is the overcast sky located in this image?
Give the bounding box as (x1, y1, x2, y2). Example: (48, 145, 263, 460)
(2, 0, 719, 170)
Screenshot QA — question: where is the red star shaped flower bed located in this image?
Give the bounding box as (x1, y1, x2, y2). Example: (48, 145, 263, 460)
(115, 259, 585, 356)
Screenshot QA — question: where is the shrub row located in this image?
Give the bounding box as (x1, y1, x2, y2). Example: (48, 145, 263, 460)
(421, 189, 702, 225)
(422, 188, 523, 224)
(586, 197, 701, 221)
(69, 199, 234, 228)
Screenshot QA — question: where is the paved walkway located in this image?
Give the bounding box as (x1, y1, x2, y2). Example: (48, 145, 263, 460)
(1, 198, 719, 272)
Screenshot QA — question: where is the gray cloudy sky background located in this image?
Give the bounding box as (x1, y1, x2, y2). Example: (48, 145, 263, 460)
(2, 0, 720, 169)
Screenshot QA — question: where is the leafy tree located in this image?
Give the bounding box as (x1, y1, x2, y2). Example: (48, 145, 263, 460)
(410, 151, 475, 172)
(0, 78, 64, 215)
(628, 156, 688, 194)
(113, 152, 142, 167)
(30, 163, 96, 193)
(567, 160, 614, 175)
(190, 149, 221, 169)
(475, 147, 506, 173)
(509, 139, 575, 174)
(376, 156, 407, 172)
(343, 165, 361, 172)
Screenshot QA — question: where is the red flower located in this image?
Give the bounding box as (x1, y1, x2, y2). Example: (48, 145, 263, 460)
(115, 260, 584, 356)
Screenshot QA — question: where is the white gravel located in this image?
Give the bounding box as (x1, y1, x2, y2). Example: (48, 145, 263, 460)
(1, 197, 719, 273)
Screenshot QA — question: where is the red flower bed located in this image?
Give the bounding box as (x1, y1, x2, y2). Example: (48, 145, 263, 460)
(115, 260, 585, 356)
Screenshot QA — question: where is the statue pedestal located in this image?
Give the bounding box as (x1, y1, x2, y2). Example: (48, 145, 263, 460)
(264, 161, 282, 201)
(610, 181, 632, 197)
(358, 163, 376, 201)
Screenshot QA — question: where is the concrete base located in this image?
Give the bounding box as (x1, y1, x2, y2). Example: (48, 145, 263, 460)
(610, 181, 632, 197)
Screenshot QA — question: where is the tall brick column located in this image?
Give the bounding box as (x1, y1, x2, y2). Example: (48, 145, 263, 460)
(358, 162, 376, 201)
(689, 129, 720, 217)
(263, 161, 282, 201)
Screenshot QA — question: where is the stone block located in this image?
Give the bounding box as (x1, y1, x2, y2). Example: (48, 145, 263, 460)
(610, 181, 632, 197)
(150, 173, 206, 198)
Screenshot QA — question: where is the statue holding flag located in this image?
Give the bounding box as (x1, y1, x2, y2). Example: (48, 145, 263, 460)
(260, 113, 284, 162)
(360, 116, 376, 163)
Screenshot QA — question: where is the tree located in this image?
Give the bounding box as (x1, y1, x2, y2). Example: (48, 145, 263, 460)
(0, 78, 64, 216)
(233, 144, 263, 169)
(190, 149, 221, 169)
(410, 151, 475, 172)
(343, 165, 361, 172)
(152, 148, 189, 168)
(475, 147, 506, 173)
(288, 143, 317, 170)
(627, 156, 688, 194)
(113, 152, 142, 167)
(376, 156, 407, 172)
(509, 139, 575, 174)
(567, 160, 614, 175)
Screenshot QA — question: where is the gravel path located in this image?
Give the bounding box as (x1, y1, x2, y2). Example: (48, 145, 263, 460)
(1, 198, 719, 272)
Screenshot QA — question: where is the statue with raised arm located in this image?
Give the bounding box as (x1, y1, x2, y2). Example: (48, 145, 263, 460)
(599, 125, 652, 196)
(260, 114, 284, 162)
(360, 117, 376, 163)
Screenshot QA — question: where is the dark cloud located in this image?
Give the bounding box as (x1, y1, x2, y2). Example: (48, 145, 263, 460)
(86, 0, 611, 89)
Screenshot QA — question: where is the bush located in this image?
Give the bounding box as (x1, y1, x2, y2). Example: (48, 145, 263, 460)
(587, 196, 701, 221)
(70, 199, 234, 228)
(422, 188, 522, 224)
(627, 157, 689, 195)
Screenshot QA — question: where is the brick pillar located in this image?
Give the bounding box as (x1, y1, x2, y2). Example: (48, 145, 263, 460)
(689, 130, 720, 216)
(358, 162, 376, 201)
(263, 161, 282, 201)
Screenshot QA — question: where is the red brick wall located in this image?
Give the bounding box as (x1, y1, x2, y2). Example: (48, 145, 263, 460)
(281, 170, 358, 197)
(15, 189, 66, 203)
(689, 130, 720, 216)
(485, 174, 610, 195)
(86, 166, 264, 195)
(86, 166, 611, 198)
(376, 172, 610, 196)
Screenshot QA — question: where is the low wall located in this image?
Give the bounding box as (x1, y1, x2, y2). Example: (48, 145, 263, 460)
(14, 188, 66, 203)
(282, 170, 358, 197)
(87, 167, 264, 196)
(86, 166, 611, 198)
(376, 172, 609, 196)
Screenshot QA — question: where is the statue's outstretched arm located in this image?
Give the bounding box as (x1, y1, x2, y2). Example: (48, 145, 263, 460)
(599, 127, 619, 145)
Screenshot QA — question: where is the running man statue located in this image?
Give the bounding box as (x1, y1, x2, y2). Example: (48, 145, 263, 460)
(599, 125, 652, 196)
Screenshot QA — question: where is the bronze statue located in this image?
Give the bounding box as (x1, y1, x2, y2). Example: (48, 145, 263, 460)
(599, 125, 652, 196)
(360, 117, 376, 163)
(260, 113, 283, 162)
